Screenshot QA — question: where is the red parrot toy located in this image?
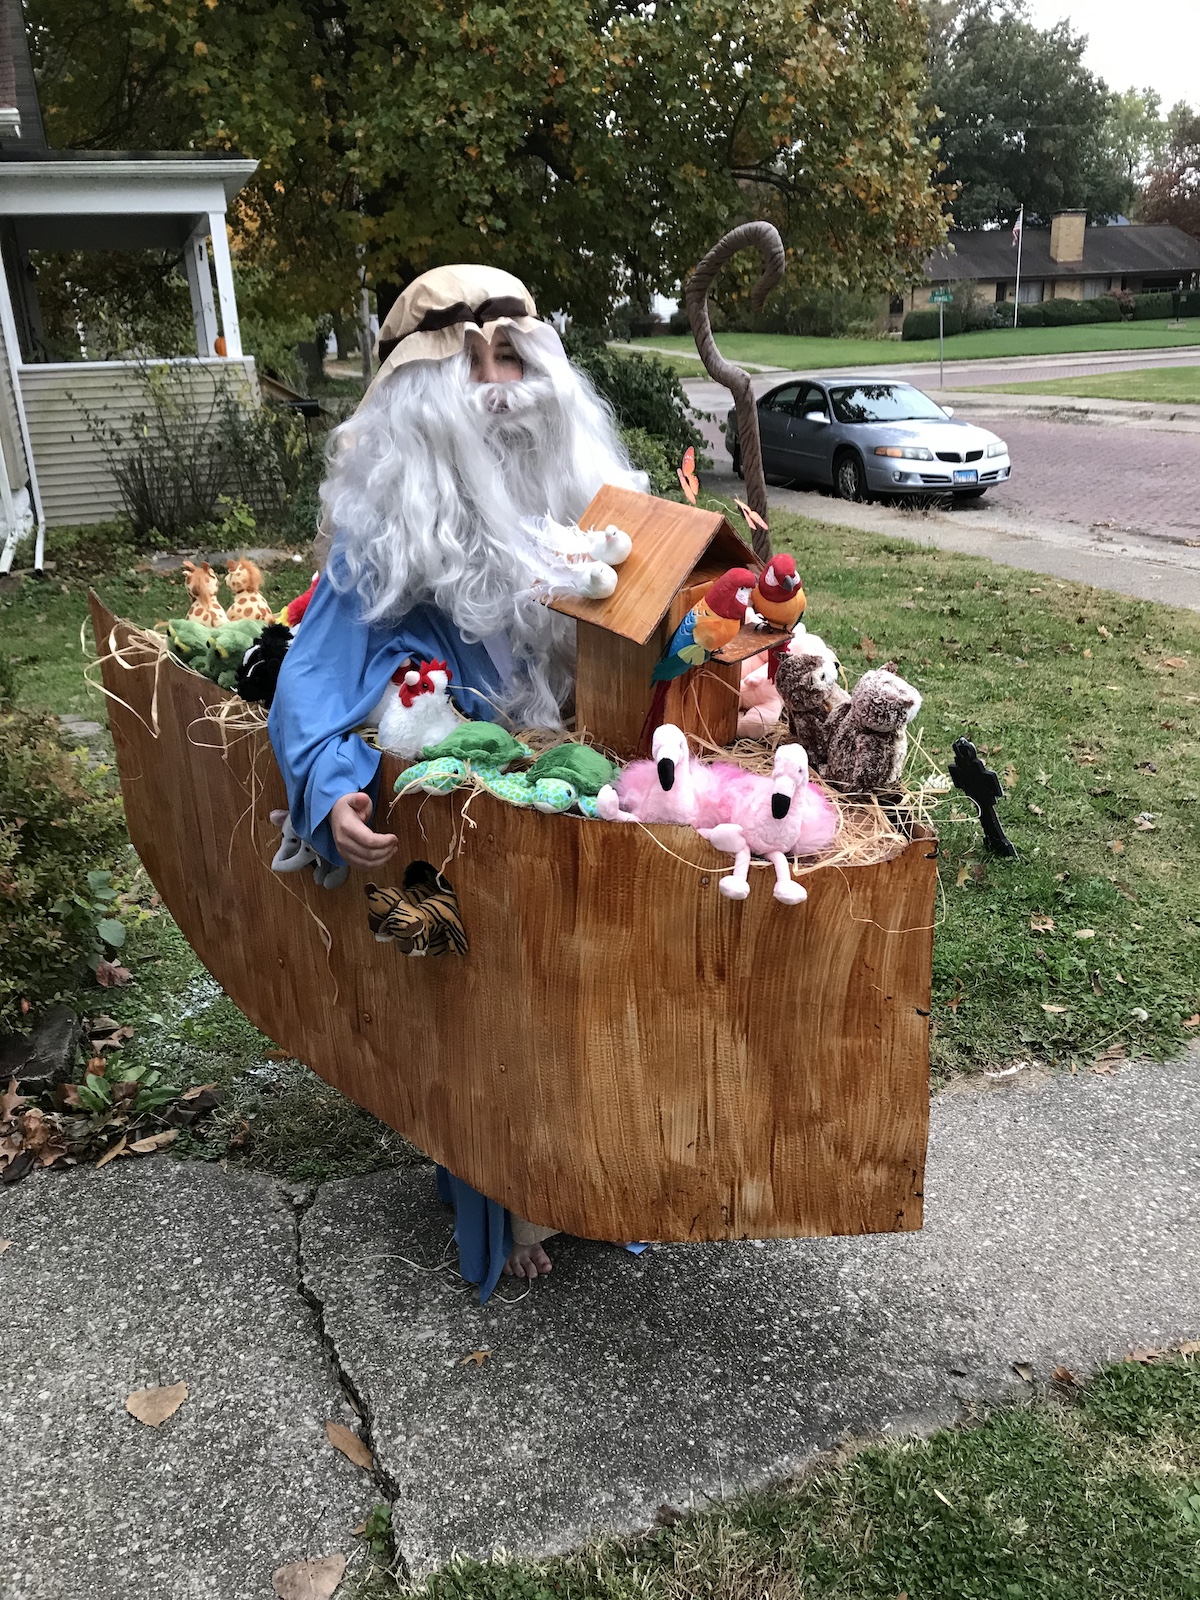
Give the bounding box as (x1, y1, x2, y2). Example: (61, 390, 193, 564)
(751, 554, 806, 680)
(641, 567, 758, 745)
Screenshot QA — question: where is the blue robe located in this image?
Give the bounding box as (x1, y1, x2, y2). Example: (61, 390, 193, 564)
(268, 554, 514, 1301)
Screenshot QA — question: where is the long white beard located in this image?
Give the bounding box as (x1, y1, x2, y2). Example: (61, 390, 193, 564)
(320, 337, 646, 730)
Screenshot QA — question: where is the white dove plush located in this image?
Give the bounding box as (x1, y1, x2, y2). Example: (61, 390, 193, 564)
(374, 660, 460, 759)
(518, 516, 633, 600)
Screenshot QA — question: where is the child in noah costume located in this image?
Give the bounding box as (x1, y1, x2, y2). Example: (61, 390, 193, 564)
(268, 263, 648, 1299)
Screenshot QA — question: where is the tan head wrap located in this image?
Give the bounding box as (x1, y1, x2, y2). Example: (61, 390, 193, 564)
(371, 263, 541, 390)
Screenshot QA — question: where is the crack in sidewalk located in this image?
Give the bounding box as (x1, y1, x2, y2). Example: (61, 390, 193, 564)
(281, 1181, 405, 1520)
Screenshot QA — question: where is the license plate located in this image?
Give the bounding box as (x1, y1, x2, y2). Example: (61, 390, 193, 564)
(954, 468, 978, 484)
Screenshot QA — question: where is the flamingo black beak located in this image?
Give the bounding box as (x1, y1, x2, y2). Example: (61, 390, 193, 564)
(657, 757, 676, 791)
(771, 791, 792, 820)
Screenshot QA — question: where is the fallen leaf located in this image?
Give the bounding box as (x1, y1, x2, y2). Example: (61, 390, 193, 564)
(1028, 803, 1043, 815)
(1162, 657, 1186, 670)
(859, 636, 877, 661)
(125, 1381, 188, 1427)
(95, 959, 132, 988)
(1126, 1347, 1165, 1364)
(1115, 972, 1127, 984)
(128, 1130, 178, 1155)
(1183, 1015, 1200, 1029)
(263, 1050, 291, 1062)
(946, 991, 965, 1013)
(1135, 818, 1157, 832)
(0, 1077, 25, 1124)
(272, 1554, 347, 1600)
(351, 1520, 368, 1536)
(1074, 928, 1096, 940)
(1097, 625, 1110, 640)
(0, 1238, 11, 1254)
(460, 1349, 492, 1367)
(1075, 752, 1097, 765)
(1083, 648, 1093, 659)
(1002, 763, 1018, 789)
(95, 1134, 128, 1169)
(1108, 840, 1125, 854)
(955, 865, 970, 888)
(325, 1420, 373, 1472)
(180, 1082, 217, 1101)
(1179, 1340, 1200, 1356)
(1041, 1003, 1068, 1013)
(932, 1487, 954, 1508)
(1013, 1362, 1035, 1382)
(1051, 1366, 1077, 1385)
(1091, 1044, 1127, 1074)
(1030, 915, 1055, 933)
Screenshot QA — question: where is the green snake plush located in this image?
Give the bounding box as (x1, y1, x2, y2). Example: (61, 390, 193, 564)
(394, 727, 617, 818)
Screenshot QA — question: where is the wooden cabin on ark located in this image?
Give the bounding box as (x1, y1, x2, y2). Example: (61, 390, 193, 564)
(551, 484, 784, 758)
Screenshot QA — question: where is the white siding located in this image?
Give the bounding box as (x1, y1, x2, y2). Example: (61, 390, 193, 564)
(18, 357, 258, 528)
(0, 317, 28, 493)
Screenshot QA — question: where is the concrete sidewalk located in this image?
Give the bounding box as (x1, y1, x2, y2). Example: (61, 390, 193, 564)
(4, 1051, 1200, 1593)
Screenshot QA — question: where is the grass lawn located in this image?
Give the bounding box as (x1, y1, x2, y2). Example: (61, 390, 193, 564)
(3, 508, 1199, 1162)
(399, 1353, 1200, 1599)
(627, 320, 1200, 374)
(982, 366, 1200, 407)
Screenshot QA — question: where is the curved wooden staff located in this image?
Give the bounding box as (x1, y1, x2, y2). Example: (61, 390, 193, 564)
(684, 221, 785, 562)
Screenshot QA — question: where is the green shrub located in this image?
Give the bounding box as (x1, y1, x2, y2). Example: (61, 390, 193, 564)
(1041, 297, 1103, 326)
(563, 334, 706, 464)
(1016, 303, 1047, 327)
(1133, 292, 1176, 320)
(902, 307, 964, 341)
(1094, 295, 1122, 321)
(619, 427, 677, 495)
(0, 669, 128, 1034)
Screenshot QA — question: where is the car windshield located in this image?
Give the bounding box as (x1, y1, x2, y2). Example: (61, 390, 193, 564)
(828, 384, 948, 424)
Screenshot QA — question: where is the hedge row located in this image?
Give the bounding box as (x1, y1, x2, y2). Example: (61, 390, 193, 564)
(1015, 296, 1121, 328)
(907, 288, 1198, 339)
(901, 307, 965, 341)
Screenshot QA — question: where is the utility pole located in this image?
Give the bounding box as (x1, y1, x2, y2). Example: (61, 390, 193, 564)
(1012, 204, 1025, 330)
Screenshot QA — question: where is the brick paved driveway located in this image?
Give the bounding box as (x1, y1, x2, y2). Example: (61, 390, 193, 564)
(975, 416, 1200, 544)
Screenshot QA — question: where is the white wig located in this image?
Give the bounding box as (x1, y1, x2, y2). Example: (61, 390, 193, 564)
(320, 323, 648, 728)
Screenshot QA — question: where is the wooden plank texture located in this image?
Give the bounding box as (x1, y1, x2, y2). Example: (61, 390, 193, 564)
(93, 594, 935, 1243)
(549, 485, 758, 644)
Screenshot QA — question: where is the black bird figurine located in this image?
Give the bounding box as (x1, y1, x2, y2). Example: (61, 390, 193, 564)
(949, 737, 1017, 857)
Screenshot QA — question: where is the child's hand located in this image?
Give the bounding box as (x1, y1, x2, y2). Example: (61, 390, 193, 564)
(331, 792, 398, 869)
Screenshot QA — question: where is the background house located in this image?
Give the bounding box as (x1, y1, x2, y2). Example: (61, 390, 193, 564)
(0, 0, 258, 573)
(901, 211, 1200, 318)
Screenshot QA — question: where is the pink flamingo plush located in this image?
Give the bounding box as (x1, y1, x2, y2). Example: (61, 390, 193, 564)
(698, 744, 838, 904)
(596, 724, 712, 824)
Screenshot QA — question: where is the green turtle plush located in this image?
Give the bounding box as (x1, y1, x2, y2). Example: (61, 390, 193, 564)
(201, 619, 266, 689)
(394, 729, 614, 817)
(165, 618, 214, 669)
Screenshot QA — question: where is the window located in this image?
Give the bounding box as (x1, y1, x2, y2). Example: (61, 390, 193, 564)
(828, 384, 948, 424)
(995, 283, 1008, 302)
(1017, 280, 1044, 304)
(1083, 277, 1111, 299)
(761, 383, 802, 412)
(795, 385, 827, 418)
(889, 295, 905, 316)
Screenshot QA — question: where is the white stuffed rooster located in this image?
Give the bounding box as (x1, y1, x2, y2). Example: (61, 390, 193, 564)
(374, 659, 460, 759)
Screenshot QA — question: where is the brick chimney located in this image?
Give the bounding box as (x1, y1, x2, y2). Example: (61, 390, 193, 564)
(1049, 211, 1087, 263)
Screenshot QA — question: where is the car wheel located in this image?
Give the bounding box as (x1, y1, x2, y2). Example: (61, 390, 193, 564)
(834, 450, 868, 503)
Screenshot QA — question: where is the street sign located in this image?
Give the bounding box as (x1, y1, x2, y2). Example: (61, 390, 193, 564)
(929, 288, 954, 304)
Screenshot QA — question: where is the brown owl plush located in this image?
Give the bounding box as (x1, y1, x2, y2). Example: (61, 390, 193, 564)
(824, 666, 922, 791)
(774, 632, 850, 770)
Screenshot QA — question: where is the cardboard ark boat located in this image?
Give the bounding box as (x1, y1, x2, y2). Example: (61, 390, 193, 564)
(91, 565, 935, 1245)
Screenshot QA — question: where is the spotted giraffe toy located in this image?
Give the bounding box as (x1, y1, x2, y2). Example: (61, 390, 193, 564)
(182, 561, 228, 628)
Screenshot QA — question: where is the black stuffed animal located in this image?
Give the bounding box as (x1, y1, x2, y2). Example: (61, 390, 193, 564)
(235, 622, 292, 707)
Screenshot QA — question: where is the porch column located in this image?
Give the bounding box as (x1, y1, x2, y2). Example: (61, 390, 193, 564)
(183, 227, 220, 357)
(207, 210, 243, 359)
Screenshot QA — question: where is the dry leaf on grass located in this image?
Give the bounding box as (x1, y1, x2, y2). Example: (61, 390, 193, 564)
(1013, 1362, 1035, 1382)
(1028, 803, 1044, 816)
(125, 1381, 188, 1427)
(1091, 1044, 1127, 1075)
(325, 1420, 373, 1472)
(95, 959, 132, 987)
(0, 1238, 11, 1255)
(0, 1077, 25, 1122)
(181, 1082, 217, 1101)
(1183, 1015, 1200, 1030)
(1074, 929, 1096, 940)
(1162, 657, 1187, 670)
(95, 1135, 128, 1169)
(1126, 1347, 1166, 1364)
(1051, 1366, 1077, 1385)
(1041, 1004, 1068, 1014)
(460, 1350, 492, 1367)
(1178, 1340, 1200, 1357)
(955, 865, 970, 888)
(128, 1130, 177, 1155)
(1108, 840, 1125, 854)
(1030, 915, 1055, 933)
(272, 1555, 347, 1600)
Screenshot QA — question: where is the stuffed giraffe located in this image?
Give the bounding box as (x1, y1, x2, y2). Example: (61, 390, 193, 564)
(182, 560, 228, 628)
(225, 557, 275, 623)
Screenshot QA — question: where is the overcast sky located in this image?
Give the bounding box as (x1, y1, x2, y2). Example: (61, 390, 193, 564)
(1021, 0, 1197, 109)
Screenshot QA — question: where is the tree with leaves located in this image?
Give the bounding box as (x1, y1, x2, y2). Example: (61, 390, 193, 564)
(927, 0, 1132, 227)
(1140, 104, 1200, 241)
(30, 0, 948, 322)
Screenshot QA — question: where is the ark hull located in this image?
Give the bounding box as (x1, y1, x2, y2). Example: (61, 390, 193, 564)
(93, 594, 935, 1243)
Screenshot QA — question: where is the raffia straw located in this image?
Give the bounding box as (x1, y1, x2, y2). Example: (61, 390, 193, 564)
(82, 619, 170, 740)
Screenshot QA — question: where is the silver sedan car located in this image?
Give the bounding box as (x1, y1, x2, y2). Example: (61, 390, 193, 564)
(727, 377, 1012, 501)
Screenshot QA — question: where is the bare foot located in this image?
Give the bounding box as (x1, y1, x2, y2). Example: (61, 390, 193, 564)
(503, 1241, 553, 1279)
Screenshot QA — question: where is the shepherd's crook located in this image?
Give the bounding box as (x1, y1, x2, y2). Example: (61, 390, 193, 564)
(684, 221, 785, 562)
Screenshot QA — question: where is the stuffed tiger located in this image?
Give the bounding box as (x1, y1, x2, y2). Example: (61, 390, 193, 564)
(364, 863, 468, 956)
